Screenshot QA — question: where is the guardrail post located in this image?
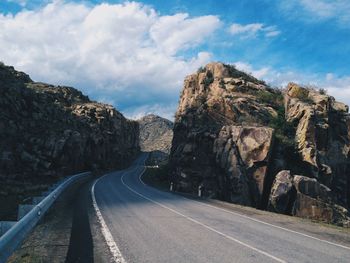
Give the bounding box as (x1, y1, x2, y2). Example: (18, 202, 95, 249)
(198, 185, 203, 197)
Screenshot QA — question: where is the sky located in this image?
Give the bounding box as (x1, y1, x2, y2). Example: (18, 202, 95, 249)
(1, 0, 350, 120)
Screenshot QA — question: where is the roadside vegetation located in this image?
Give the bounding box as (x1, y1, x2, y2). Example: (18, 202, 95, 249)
(142, 164, 170, 190)
(143, 155, 170, 190)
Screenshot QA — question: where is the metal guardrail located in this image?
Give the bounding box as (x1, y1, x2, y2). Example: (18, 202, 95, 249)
(0, 171, 92, 262)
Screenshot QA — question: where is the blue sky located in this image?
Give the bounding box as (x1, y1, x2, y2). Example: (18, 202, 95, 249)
(1, 0, 350, 119)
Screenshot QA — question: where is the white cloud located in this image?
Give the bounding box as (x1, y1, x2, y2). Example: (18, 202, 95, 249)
(279, 0, 350, 25)
(229, 23, 280, 38)
(0, 1, 220, 119)
(229, 23, 263, 35)
(234, 61, 350, 106)
(234, 61, 271, 79)
(150, 13, 221, 55)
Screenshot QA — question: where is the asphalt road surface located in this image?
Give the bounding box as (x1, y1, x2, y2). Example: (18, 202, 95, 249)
(92, 153, 350, 263)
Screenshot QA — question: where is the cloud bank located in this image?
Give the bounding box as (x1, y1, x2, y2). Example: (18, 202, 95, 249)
(229, 23, 280, 38)
(0, 1, 220, 119)
(234, 61, 350, 105)
(1, 1, 349, 119)
(279, 0, 350, 25)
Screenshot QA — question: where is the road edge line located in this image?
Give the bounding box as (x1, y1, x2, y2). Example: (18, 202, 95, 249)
(91, 177, 127, 263)
(139, 170, 350, 251)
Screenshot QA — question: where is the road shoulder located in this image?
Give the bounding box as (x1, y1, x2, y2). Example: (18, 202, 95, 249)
(142, 168, 350, 248)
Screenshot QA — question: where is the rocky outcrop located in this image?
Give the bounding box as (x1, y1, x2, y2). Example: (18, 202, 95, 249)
(267, 170, 294, 214)
(285, 83, 350, 207)
(213, 126, 274, 206)
(137, 114, 173, 154)
(0, 63, 139, 186)
(268, 171, 349, 225)
(170, 62, 282, 207)
(170, 62, 350, 225)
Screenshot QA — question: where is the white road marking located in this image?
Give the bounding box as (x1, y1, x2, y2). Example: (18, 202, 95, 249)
(138, 168, 350, 252)
(188, 198, 350, 251)
(121, 169, 286, 263)
(91, 177, 127, 263)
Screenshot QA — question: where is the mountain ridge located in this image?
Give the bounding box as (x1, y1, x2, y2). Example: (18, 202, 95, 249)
(137, 114, 173, 154)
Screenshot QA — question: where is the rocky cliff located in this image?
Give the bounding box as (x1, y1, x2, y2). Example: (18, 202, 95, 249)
(138, 114, 173, 154)
(0, 63, 140, 186)
(170, 62, 350, 226)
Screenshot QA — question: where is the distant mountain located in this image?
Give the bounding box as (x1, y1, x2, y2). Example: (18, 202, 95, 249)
(137, 114, 173, 154)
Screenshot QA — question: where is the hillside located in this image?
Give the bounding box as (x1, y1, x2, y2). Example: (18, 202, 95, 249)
(169, 62, 350, 226)
(0, 63, 140, 218)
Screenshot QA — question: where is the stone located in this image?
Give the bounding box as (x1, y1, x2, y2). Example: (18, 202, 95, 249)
(268, 170, 294, 214)
(293, 175, 331, 201)
(214, 126, 274, 206)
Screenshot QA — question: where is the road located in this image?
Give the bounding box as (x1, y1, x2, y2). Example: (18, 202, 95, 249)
(92, 153, 350, 263)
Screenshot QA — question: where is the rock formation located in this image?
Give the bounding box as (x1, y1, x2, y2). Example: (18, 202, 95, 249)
(213, 126, 274, 206)
(284, 84, 350, 207)
(267, 170, 294, 214)
(137, 114, 173, 154)
(0, 63, 140, 185)
(170, 62, 350, 225)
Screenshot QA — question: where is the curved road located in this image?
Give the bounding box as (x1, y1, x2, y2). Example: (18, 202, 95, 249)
(92, 154, 350, 263)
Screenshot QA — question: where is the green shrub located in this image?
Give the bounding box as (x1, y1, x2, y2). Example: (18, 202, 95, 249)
(219, 79, 226, 89)
(319, 88, 327, 95)
(197, 66, 206, 73)
(289, 85, 313, 104)
(223, 63, 266, 85)
(268, 106, 295, 147)
(143, 163, 170, 190)
(203, 71, 214, 87)
(255, 90, 283, 105)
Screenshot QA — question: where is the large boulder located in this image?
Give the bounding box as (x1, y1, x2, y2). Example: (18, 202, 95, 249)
(214, 126, 274, 206)
(268, 172, 350, 226)
(267, 170, 294, 214)
(292, 175, 349, 226)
